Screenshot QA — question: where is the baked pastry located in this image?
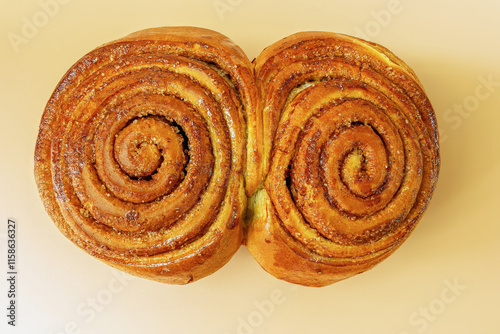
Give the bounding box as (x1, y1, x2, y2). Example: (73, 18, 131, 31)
(34, 27, 257, 284)
(246, 32, 440, 286)
(35, 27, 439, 286)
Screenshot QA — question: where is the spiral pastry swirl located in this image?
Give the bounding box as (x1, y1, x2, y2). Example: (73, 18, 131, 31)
(34, 27, 256, 284)
(35, 28, 440, 286)
(246, 32, 440, 286)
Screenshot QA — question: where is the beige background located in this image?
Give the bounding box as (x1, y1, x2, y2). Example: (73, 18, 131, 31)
(1, 0, 499, 333)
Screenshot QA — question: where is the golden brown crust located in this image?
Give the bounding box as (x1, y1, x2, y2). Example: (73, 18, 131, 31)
(34, 26, 254, 284)
(246, 31, 440, 287)
(35, 28, 439, 286)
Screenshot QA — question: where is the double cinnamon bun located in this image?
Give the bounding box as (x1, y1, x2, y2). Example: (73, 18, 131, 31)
(35, 28, 439, 286)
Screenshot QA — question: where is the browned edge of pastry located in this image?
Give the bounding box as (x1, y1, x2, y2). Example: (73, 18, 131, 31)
(34, 26, 257, 284)
(246, 31, 440, 287)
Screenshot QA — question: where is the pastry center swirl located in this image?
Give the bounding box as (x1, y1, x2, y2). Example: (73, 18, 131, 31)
(94, 113, 190, 206)
(114, 116, 186, 182)
(325, 124, 388, 200)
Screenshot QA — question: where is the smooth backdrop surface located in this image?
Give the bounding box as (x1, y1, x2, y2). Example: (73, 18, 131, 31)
(1, 0, 499, 333)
